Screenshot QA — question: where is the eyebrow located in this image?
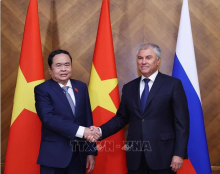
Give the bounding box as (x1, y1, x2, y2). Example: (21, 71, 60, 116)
(137, 55, 152, 58)
(56, 62, 70, 64)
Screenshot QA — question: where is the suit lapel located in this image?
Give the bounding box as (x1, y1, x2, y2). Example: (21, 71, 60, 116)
(143, 72, 166, 114)
(49, 79, 73, 116)
(132, 77, 143, 118)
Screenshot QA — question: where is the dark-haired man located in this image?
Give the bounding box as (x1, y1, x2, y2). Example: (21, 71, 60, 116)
(35, 50, 100, 174)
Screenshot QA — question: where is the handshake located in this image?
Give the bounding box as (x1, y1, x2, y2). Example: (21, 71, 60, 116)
(83, 126, 102, 142)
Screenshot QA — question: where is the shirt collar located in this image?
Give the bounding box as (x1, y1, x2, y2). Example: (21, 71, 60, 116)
(58, 80, 72, 88)
(141, 70, 158, 82)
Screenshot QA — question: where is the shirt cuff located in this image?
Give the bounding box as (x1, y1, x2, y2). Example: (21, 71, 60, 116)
(75, 126, 85, 138)
(98, 127, 102, 135)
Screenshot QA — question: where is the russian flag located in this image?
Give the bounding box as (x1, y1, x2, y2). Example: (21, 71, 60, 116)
(172, 0, 211, 173)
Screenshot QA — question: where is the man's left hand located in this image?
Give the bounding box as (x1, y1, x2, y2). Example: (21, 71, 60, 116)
(86, 155, 95, 173)
(170, 156, 183, 172)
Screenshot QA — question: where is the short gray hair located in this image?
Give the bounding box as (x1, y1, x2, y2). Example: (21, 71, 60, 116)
(136, 43, 161, 59)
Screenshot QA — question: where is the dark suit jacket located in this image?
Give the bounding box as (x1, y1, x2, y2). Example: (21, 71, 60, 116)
(100, 72, 189, 170)
(34, 79, 97, 168)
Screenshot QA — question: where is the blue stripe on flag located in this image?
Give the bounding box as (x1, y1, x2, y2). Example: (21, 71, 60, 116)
(173, 54, 211, 174)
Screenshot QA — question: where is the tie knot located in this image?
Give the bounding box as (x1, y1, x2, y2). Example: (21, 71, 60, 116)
(143, 79, 150, 83)
(62, 86, 69, 92)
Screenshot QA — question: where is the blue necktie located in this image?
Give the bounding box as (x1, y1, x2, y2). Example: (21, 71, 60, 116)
(62, 86, 75, 116)
(140, 79, 150, 113)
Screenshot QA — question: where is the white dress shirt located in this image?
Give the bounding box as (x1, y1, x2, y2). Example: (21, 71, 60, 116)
(139, 70, 158, 98)
(59, 80, 85, 138)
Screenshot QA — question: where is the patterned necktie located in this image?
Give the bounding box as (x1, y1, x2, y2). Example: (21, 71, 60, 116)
(140, 79, 150, 113)
(62, 86, 75, 116)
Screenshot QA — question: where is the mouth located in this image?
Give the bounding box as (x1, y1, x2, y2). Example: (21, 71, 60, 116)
(60, 74, 68, 77)
(141, 66, 149, 69)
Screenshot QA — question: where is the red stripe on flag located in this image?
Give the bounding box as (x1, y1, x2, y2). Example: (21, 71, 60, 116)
(177, 159, 197, 174)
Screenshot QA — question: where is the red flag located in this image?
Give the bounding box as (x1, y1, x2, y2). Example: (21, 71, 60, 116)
(4, 0, 45, 173)
(88, 0, 127, 173)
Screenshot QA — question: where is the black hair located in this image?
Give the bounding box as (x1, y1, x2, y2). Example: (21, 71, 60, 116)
(48, 49, 72, 68)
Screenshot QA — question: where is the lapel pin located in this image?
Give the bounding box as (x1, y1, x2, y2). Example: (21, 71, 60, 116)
(74, 88, 78, 92)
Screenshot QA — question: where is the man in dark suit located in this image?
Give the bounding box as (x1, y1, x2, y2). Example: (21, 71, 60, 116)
(87, 43, 189, 174)
(35, 50, 100, 174)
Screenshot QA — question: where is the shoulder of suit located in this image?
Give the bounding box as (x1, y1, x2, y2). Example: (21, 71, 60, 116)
(123, 77, 141, 87)
(35, 79, 51, 89)
(35, 79, 88, 91)
(159, 72, 181, 83)
(70, 79, 87, 86)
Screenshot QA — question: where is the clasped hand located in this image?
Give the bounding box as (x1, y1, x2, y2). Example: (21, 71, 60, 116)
(84, 126, 101, 142)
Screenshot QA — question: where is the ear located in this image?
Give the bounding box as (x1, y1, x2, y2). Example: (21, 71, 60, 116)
(48, 67, 51, 74)
(157, 58, 161, 65)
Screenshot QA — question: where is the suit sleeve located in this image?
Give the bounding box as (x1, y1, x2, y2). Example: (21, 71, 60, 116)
(34, 85, 79, 140)
(84, 84, 97, 156)
(172, 80, 190, 158)
(100, 86, 129, 139)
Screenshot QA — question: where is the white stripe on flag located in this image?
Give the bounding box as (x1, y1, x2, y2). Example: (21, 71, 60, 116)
(176, 0, 201, 101)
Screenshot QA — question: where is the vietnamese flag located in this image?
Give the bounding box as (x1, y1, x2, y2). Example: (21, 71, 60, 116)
(4, 0, 45, 173)
(88, 0, 127, 173)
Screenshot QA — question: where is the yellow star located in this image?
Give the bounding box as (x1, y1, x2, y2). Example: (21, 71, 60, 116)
(11, 67, 44, 125)
(88, 64, 118, 114)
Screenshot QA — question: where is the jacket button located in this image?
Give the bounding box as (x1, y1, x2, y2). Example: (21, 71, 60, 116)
(142, 119, 145, 122)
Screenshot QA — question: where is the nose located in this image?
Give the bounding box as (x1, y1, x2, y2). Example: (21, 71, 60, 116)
(142, 58, 147, 64)
(61, 65, 66, 71)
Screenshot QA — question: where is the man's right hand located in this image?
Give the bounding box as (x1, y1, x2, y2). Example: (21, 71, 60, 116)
(84, 126, 101, 142)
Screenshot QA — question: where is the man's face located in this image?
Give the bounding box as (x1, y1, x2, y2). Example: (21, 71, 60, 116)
(49, 53, 72, 85)
(137, 48, 160, 77)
